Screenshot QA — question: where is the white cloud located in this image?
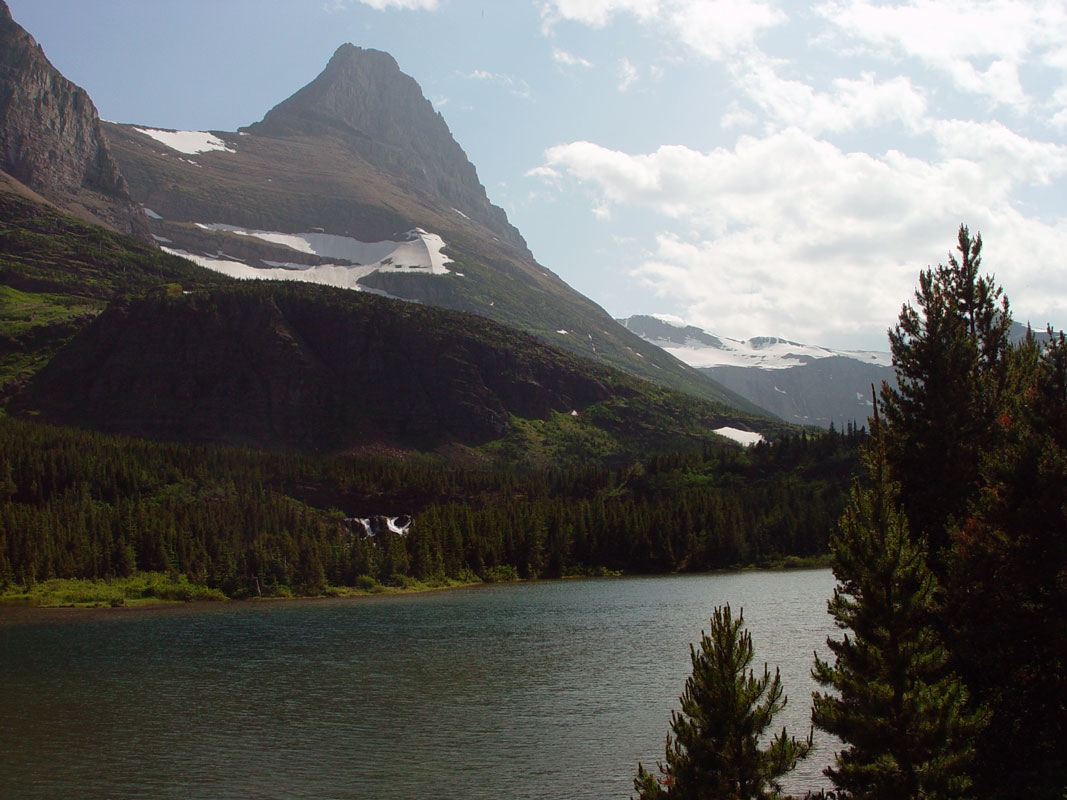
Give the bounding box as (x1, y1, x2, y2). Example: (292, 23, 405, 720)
(721, 101, 758, 129)
(539, 0, 784, 59)
(618, 58, 639, 91)
(529, 0, 1066, 343)
(931, 119, 1067, 186)
(1049, 83, 1067, 132)
(461, 69, 532, 99)
(739, 65, 928, 134)
(328, 0, 438, 9)
(539, 0, 661, 29)
(664, 0, 786, 61)
(533, 129, 1067, 343)
(553, 47, 594, 68)
(817, 0, 1067, 111)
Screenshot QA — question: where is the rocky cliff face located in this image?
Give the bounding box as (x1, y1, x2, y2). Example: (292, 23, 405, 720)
(244, 44, 523, 251)
(0, 1, 148, 239)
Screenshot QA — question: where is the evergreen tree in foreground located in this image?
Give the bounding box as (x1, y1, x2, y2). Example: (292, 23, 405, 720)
(944, 327, 1067, 798)
(812, 423, 986, 799)
(880, 224, 1011, 562)
(635, 604, 811, 800)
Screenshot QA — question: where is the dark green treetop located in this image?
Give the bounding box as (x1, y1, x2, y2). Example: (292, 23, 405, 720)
(880, 224, 1012, 558)
(634, 604, 811, 800)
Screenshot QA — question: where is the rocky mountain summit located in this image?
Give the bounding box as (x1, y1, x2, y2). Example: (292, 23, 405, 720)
(0, 0, 147, 239)
(244, 44, 522, 251)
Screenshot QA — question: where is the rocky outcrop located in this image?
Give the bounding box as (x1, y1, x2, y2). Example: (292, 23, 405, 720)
(243, 44, 524, 251)
(0, 0, 148, 239)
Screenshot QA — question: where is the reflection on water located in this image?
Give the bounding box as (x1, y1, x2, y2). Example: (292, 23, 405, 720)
(0, 570, 838, 799)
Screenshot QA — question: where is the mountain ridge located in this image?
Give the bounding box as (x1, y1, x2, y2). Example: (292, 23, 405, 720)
(98, 43, 758, 412)
(0, 0, 148, 240)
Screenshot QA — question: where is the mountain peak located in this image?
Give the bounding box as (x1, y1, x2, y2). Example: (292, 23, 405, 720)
(327, 43, 398, 71)
(243, 42, 524, 249)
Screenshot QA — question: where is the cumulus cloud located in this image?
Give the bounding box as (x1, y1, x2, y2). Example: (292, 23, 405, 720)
(817, 0, 1067, 112)
(529, 0, 1065, 343)
(664, 0, 786, 61)
(533, 130, 1067, 343)
(739, 65, 928, 135)
(539, 0, 661, 29)
(931, 119, 1067, 185)
(539, 0, 784, 59)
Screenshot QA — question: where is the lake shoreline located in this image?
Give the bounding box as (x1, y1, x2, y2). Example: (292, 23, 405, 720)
(0, 555, 833, 621)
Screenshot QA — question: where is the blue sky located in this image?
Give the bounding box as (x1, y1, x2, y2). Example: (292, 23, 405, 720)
(10, 0, 1067, 349)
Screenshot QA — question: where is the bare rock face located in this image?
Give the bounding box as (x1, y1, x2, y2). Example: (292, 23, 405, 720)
(0, 0, 148, 239)
(244, 44, 524, 251)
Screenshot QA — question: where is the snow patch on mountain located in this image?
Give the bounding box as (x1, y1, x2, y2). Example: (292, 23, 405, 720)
(133, 128, 236, 155)
(713, 427, 764, 446)
(621, 315, 890, 370)
(195, 224, 453, 274)
(160, 248, 411, 299)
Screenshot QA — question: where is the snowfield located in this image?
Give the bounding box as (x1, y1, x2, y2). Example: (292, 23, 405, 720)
(631, 315, 891, 370)
(160, 225, 454, 292)
(195, 224, 453, 274)
(713, 427, 765, 446)
(133, 128, 236, 155)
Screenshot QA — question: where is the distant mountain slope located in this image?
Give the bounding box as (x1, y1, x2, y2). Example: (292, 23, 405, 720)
(101, 44, 759, 413)
(14, 281, 784, 460)
(0, 1, 148, 239)
(621, 315, 895, 429)
(697, 358, 891, 429)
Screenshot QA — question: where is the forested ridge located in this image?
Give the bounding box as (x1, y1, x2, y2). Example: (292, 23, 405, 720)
(0, 415, 860, 597)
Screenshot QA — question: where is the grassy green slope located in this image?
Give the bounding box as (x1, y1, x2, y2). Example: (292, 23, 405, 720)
(0, 186, 225, 395)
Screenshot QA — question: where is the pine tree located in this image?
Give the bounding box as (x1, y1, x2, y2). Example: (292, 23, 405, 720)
(811, 424, 986, 800)
(634, 604, 810, 800)
(944, 327, 1067, 798)
(880, 224, 1011, 559)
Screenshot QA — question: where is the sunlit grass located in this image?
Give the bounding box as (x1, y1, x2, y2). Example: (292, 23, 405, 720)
(0, 572, 227, 607)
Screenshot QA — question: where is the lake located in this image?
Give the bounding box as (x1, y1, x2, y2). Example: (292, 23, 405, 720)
(0, 569, 839, 799)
